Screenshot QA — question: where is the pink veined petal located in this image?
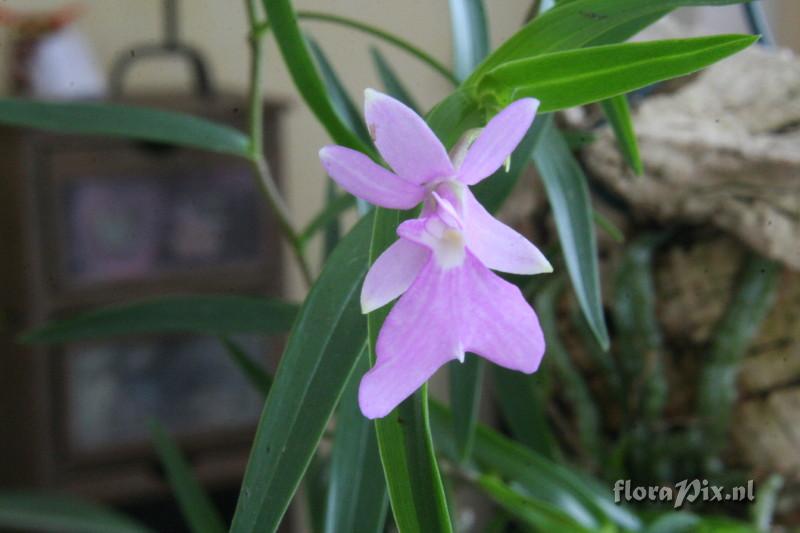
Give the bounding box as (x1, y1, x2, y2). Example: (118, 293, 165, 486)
(463, 188, 552, 275)
(359, 256, 465, 419)
(364, 89, 454, 185)
(320, 145, 425, 209)
(457, 98, 540, 186)
(358, 251, 545, 419)
(461, 253, 545, 373)
(361, 238, 430, 314)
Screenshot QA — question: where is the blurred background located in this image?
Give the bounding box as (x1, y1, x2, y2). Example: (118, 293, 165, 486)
(1, 1, 799, 532)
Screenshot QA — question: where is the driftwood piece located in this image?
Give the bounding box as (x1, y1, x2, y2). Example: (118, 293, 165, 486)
(584, 45, 800, 270)
(651, 235, 800, 481)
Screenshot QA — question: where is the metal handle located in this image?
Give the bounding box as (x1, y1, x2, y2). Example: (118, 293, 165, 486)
(109, 0, 214, 99)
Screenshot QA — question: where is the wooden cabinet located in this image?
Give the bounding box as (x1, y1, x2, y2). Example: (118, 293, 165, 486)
(0, 94, 285, 503)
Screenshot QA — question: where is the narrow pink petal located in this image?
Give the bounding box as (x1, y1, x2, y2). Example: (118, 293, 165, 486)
(461, 253, 545, 372)
(457, 98, 540, 186)
(359, 258, 465, 418)
(364, 89, 454, 185)
(320, 145, 425, 209)
(361, 238, 430, 313)
(463, 189, 552, 275)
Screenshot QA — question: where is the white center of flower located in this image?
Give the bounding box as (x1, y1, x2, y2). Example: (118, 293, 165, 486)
(433, 227, 466, 269)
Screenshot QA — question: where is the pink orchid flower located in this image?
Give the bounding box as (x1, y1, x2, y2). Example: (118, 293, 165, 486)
(319, 89, 552, 419)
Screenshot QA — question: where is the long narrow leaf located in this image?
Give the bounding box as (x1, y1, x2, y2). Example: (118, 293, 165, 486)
(492, 366, 560, 460)
(698, 253, 780, 456)
(533, 117, 609, 349)
(478, 476, 593, 533)
(220, 337, 272, 396)
(478, 35, 757, 112)
(467, 0, 754, 83)
(430, 402, 642, 531)
(22, 296, 298, 344)
(0, 493, 152, 533)
(600, 95, 643, 175)
(370, 47, 421, 112)
(536, 279, 601, 464)
(323, 181, 344, 257)
(323, 349, 388, 533)
(260, 0, 370, 153)
(230, 215, 373, 533)
(0, 99, 249, 157)
(149, 421, 227, 533)
(471, 111, 549, 213)
(448, 0, 490, 82)
(449, 357, 484, 462)
(297, 11, 457, 85)
(368, 208, 453, 533)
(307, 36, 372, 144)
(299, 189, 355, 248)
(613, 235, 668, 425)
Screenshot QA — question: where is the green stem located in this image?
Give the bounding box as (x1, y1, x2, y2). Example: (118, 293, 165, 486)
(256, 11, 458, 85)
(245, 0, 314, 287)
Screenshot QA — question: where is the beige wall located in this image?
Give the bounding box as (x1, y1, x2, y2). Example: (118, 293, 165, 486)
(0, 1, 797, 294)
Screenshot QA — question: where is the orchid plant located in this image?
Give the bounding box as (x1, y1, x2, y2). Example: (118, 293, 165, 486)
(0, 0, 774, 532)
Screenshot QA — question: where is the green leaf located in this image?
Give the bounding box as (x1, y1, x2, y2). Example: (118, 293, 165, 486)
(448, 0, 490, 81)
(220, 337, 272, 396)
(593, 209, 625, 244)
(646, 513, 759, 533)
(305, 453, 329, 533)
(752, 474, 783, 533)
(370, 47, 422, 111)
(260, 0, 370, 153)
(299, 192, 356, 248)
(323, 182, 345, 257)
(430, 402, 642, 531)
(368, 208, 453, 533)
(478, 476, 594, 533)
(471, 110, 549, 213)
(467, 0, 754, 83)
(492, 366, 560, 460)
(0, 99, 249, 157)
(449, 357, 484, 462)
(613, 235, 668, 425)
(324, 349, 388, 533)
(426, 90, 484, 151)
(149, 421, 227, 533)
(297, 11, 457, 85)
(307, 36, 372, 145)
(22, 295, 297, 344)
(478, 35, 757, 111)
(600, 95, 643, 175)
(0, 492, 152, 533)
(230, 215, 374, 533)
(698, 253, 780, 457)
(536, 279, 601, 464)
(533, 117, 609, 349)
(645, 512, 702, 533)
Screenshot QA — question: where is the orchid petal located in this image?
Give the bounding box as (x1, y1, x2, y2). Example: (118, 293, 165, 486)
(359, 252, 544, 418)
(361, 238, 430, 313)
(464, 188, 552, 275)
(457, 98, 540, 186)
(364, 89, 454, 185)
(320, 145, 425, 209)
(359, 257, 464, 419)
(461, 254, 545, 373)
